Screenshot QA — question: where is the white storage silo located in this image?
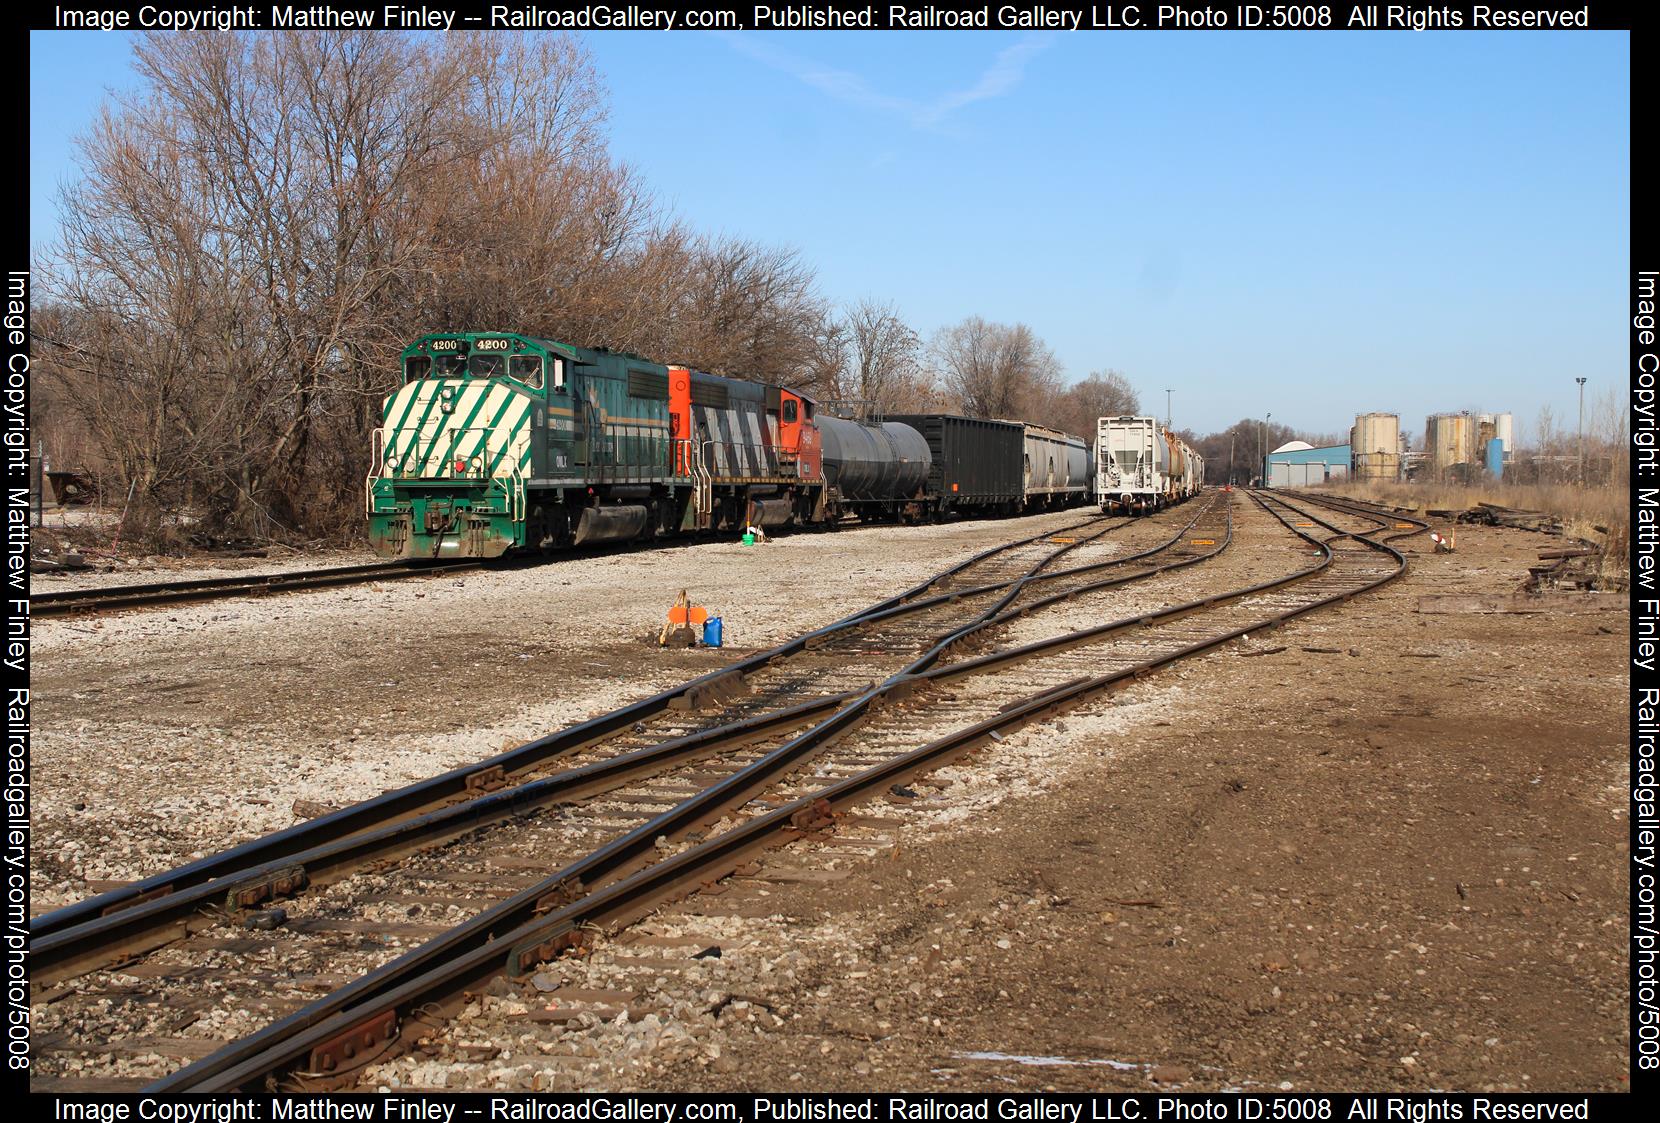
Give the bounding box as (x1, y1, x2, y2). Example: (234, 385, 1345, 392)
(1493, 412, 1514, 453)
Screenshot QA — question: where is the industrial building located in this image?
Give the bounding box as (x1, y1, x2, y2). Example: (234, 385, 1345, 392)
(1258, 409, 1512, 488)
(1264, 441, 1350, 488)
(1423, 411, 1512, 479)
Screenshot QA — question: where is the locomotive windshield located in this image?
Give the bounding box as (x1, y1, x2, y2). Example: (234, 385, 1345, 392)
(509, 355, 543, 389)
(402, 340, 553, 388)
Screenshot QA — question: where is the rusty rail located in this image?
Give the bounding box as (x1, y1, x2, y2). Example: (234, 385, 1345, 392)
(32, 559, 484, 617)
(33, 503, 1232, 1080)
(32, 509, 1161, 960)
(148, 493, 1420, 1092)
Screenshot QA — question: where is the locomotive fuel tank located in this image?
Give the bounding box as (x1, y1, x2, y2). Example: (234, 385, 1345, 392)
(573, 504, 649, 546)
(747, 497, 796, 527)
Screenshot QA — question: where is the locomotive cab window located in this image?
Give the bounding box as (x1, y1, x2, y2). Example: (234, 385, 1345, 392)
(469, 354, 505, 379)
(510, 355, 543, 389)
(782, 400, 798, 423)
(404, 355, 431, 383)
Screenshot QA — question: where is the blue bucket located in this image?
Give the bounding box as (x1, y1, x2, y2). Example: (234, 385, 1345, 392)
(702, 617, 723, 647)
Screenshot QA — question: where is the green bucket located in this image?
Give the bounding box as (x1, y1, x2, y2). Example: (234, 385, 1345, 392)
(742, 533, 755, 546)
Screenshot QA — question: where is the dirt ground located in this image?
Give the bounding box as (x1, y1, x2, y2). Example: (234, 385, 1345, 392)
(635, 513, 1630, 1093)
(28, 498, 1629, 1091)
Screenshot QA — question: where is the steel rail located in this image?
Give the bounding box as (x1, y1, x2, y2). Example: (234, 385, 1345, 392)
(29, 511, 1128, 943)
(152, 491, 1404, 1092)
(921, 491, 1404, 687)
(38, 507, 1216, 986)
(28, 693, 855, 987)
(1287, 491, 1432, 533)
(1254, 488, 1430, 550)
(32, 559, 484, 617)
(32, 509, 1121, 621)
(1300, 490, 1429, 518)
(137, 502, 1227, 1090)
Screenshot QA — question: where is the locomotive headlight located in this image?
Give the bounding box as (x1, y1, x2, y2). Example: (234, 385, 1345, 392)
(384, 455, 399, 473)
(471, 456, 483, 474)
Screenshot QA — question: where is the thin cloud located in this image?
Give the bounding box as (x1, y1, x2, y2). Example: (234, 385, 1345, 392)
(914, 37, 1055, 125)
(720, 33, 1057, 130)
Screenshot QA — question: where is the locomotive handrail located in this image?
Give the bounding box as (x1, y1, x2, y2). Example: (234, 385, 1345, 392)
(696, 439, 715, 515)
(408, 424, 501, 480)
(669, 437, 694, 480)
(364, 427, 385, 517)
(507, 463, 526, 524)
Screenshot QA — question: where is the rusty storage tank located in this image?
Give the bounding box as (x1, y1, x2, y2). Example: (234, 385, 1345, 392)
(1351, 412, 1400, 481)
(1425, 412, 1473, 471)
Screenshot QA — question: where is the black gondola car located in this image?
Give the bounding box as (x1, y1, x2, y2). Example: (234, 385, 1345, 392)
(889, 414, 1025, 517)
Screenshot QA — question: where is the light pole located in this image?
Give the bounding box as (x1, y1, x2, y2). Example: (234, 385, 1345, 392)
(1259, 413, 1271, 487)
(1576, 377, 1587, 485)
(1165, 389, 1173, 429)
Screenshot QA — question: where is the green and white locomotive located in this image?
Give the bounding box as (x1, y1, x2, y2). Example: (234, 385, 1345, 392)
(367, 332, 824, 559)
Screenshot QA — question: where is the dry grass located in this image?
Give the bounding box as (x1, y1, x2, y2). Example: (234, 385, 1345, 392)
(1325, 479, 1629, 576)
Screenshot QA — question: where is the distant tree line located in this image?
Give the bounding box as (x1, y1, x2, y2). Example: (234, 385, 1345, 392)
(1183, 419, 1334, 486)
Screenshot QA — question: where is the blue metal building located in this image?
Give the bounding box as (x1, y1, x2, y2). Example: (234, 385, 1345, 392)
(1264, 442, 1351, 488)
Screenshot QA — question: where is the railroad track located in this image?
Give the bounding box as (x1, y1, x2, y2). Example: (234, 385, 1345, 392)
(30, 509, 1148, 956)
(30, 493, 1430, 1091)
(31, 501, 1243, 1088)
(30, 517, 914, 619)
(38, 490, 1420, 1092)
(30, 509, 1153, 621)
(1293, 490, 1434, 532)
(39, 491, 1387, 1088)
(31, 559, 486, 617)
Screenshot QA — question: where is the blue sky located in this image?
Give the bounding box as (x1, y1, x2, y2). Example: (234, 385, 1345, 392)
(30, 30, 1629, 438)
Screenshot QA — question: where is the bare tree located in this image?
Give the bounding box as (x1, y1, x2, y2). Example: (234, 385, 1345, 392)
(419, 34, 666, 351)
(841, 298, 934, 411)
(1046, 368, 1139, 438)
(44, 32, 488, 534)
(797, 308, 849, 402)
(664, 237, 827, 385)
(930, 316, 1061, 421)
(1188, 418, 1300, 486)
(42, 31, 841, 538)
(1530, 405, 1562, 483)
(1592, 389, 1628, 487)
